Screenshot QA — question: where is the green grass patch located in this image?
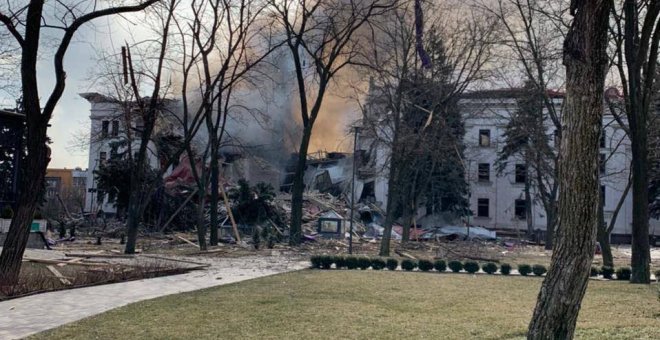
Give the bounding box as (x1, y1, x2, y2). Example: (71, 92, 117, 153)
(31, 271, 660, 340)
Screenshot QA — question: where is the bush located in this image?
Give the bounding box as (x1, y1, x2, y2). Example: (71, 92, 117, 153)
(310, 255, 322, 269)
(386, 258, 399, 271)
(417, 259, 433, 272)
(482, 262, 498, 275)
(1, 206, 13, 219)
(532, 264, 547, 276)
(357, 257, 371, 270)
(334, 256, 347, 269)
(464, 261, 480, 274)
(500, 263, 511, 275)
(320, 255, 334, 269)
(401, 259, 417, 271)
(371, 258, 386, 270)
(433, 260, 447, 272)
(601, 266, 614, 279)
(655, 269, 660, 281)
(616, 267, 632, 281)
(346, 256, 359, 270)
(448, 260, 463, 273)
(518, 264, 532, 276)
(590, 267, 599, 277)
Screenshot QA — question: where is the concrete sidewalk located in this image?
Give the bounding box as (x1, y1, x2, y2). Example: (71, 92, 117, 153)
(0, 255, 307, 340)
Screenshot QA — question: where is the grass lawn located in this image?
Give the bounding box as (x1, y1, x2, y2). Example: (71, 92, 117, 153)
(32, 270, 660, 340)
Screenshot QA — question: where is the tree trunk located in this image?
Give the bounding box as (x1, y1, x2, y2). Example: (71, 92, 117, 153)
(597, 192, 613, 267)
(0, 0, 48, 286)
(209, 139, 220, 246)
(630, 139, 651, 283)
(544, 205, 555, 250)
(0, 124, 49, 286)
(527, 1, 611, 338)
(196, 191, 208, 251)
(289, 125, 313, 246)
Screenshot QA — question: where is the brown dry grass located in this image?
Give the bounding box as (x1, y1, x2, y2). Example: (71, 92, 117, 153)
(32, 270, 660, 340)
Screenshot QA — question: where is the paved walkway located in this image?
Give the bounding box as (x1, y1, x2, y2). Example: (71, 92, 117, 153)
(0, 255, 307, 340)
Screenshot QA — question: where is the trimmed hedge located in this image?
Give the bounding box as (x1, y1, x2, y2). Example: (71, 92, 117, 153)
(371, 258, 386, 270)
(482, 262, 498, 275)
(401, 259, 417, 271)
(464, 261, 480, 274)
(357, 257, 372, 270)
(590, 267, 599, 277)
(500, 263, 511, 275)
(310, 255, 322, 269)
(616, 267, 631, 281)
(346, 256, 359, 270)
(601, 266, 614, 279)
(320, 256, 334, 269)
(655, 269, 660, 280)
(448, 260, 463, 273)
(334, 256, 347, 269)
(418, 259, 434, 272)
(532, 264, 547, 276)
(434, 260, 447, 272)
(386, 258, 399, 271)
(518, 264, 532, 276)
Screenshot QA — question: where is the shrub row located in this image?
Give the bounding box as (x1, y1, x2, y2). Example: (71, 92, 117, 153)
(312, 256, 660, 281)
(311, 256, 545, 276)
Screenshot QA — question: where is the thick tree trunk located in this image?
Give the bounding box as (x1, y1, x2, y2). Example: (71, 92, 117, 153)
(527, 1, 610, 338)
(544, 206, 555, 250)
(289, 126, 313, 246)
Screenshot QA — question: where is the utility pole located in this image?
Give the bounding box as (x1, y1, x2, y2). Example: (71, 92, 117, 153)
(348, 126, 360, 254)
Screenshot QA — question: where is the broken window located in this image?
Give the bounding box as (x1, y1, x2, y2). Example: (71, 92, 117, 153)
(600, 153, 606, 174)
(101, 120, 109, 138)
(515, 164, 526, 183)
(515, 199, 526, 219)
(477, 198, 489, 217)
(479, 129, 491, 147)
(112, 121, 119, 137)
(478, 163, 490, 182)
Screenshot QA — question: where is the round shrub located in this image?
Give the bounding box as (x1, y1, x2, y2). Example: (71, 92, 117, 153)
(371, 258, 386, 270)
(532, 264, 547, 276)
(616, 267, 631, 281)
(386, 258, 398, 271)
(464, 261, 480, 274)
(590, 267, 599, 277)
(500, 263, 511, 275)
(448, 260, 463, 273)
(357, 257, 372, 270)
(518, 264, 532, 276)
(401, 259, 417, 271)
(319, 255, 334, 269)
(418, 259, 434, 272)
(433, 259, 447, 272)
(654, 269, 660, 281)
(345, 256, 359, 270)
(482, 262, 498, 275)
(334, 256, 347, 269)
(601, 266, 614, 279)
(310, 255, 322, 269)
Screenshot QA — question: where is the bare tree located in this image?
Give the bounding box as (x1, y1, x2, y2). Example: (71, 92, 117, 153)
(360, 0, 495, 255)
(607, 0, 659, 284)
(0, 0, 160, 286)
(270, 0, 394, 246)
(527, 0, 611, 338)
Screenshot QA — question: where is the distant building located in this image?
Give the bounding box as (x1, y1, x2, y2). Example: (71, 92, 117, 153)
(356, 87, 660, 242)
(45, 167, 88, 205)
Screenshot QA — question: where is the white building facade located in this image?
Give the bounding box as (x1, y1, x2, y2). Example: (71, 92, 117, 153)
(357, 88, 660, 241)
